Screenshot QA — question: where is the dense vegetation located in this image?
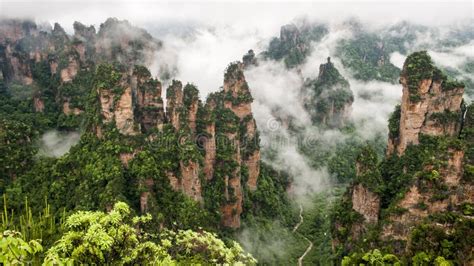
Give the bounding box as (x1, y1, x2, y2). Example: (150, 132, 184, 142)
(0, 30, 295, 263)
(331, 93, 472, 265)
(263, 23, 328, 68)
(337, 32, 401, 83)
(0, 201, 255, 265)
(403, 51, 465, 102)
(303, 58, 354, 126)
(1, 18, 473, 265)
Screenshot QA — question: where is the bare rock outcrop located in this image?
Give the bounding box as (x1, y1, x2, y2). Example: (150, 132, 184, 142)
(387, 51, 464, 156)
(60, 55, 79, 82)
(166, 80, 184, 131)
(304, 57, 353, 127)
(352, 184, 380, 223)
(179, 160, 202, 202)
(202, 96, 217, 180)
(114, 87, 137, 135)
(217, 62, 261, 227)
(133, 66, 165, 132)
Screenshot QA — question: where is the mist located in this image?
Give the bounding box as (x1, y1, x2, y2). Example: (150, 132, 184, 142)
(2, 0, 471, 199)
(38, 130, 80, 157)
(2, 1, 473, 261)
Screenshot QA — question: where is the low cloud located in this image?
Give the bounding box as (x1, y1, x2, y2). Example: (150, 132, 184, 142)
(39, 130, 80, 157)
(390, 51, 406, 69)
(349, 79, 402, 139)
(238, 221, 296, 263)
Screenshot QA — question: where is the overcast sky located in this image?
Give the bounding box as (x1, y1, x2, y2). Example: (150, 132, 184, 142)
(1, 0, 472, 94)
(1, 1, 472, 34)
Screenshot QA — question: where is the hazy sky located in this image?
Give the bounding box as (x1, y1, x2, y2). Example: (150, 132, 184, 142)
(1, 1, 473, 34)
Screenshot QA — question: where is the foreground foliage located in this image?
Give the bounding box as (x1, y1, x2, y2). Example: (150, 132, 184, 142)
(1, 202, 256, 265)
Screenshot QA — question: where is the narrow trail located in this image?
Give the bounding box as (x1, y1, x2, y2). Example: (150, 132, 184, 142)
(292, 204, 304, 233)
(293, 204, 313, 266)
(298, 237, 313, 266)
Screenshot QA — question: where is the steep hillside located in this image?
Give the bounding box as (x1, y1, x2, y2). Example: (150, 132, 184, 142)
(303, 57, 353, 127)
(332, 51, 472, 264)
(0, 19, 291, 238)
(262, 22, 328, 68)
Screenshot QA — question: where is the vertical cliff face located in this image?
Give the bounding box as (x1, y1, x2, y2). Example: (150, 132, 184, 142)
(0, 18, 164, 131)
(164, 82, 203, 202)
(216, 62, 261, 227)
(166, 80, 184, 131)
(333, 52, 473, 261)
(217, 103, 243, 228)
(381, 63, 467, 247)
(95, 18, 161, 66)
(97, 64, 166, 136)
(0, 18, 265, 229)
(201, 95, 217, 180)
(60, 55, 79, 82)
(158, 62, 262, 228)
(351, 147, 381, 225)
(304, 57, 354, 127)
(0, 20, 35, 85)
(223, 63, 260, 192)
(387, 51, 464, 156)
(132, 66, 165, 132)
(334, 145, 381, 247)
(178, 159, 202, 202)
(351, 184, 379, 224)
(182, 84, 200, 133)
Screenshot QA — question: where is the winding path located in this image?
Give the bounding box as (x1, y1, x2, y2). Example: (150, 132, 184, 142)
(298, 237, 313, 266)
(293, 204, 304, 233)
(293, 204, 313, 266)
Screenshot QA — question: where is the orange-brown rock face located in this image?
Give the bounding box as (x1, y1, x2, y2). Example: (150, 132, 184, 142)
(133, 68, 165, 132)
(216, 62, 261, 227)
(221, 172, 243, 228)
(220, 132, 243, 228)
(202, 97, 217, 180)
(245, 150, 260, 191)
(166, 82, 200, 133)
(139, 178, 155, 213)
(165, 161, 202, 203)
(352, 184, 380, 223)
(0, 20, 68, 85)
(188, 100, 198, 133)
(97, 67, 167, 136)
(387, 54, 464, 156)
(223, 63, 252, 119)
(119, 152, 136, 167)
(33, 96, 45, 113)
(165, 82, 204, 201)
(335, 52, 473, 259)
(179, 160, 202, 202)
(381, 147, 470, 242)
(166, 80, 184, 131)
(243, 118, 260, 191)
(49, 60, 58, 75)
(60, 56, 79, 82)
(114, 87, 137, 135)
(1, 43, 33, 85)
(0, 19, 38, 43)
(62, 100, 83, 115)
(182, 84, 200, 134)
(97, 73, 139, 135)
(98, 88, 115, 124)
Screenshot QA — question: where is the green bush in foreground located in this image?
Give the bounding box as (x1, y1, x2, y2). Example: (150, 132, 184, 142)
(1, 202, 256, 265)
